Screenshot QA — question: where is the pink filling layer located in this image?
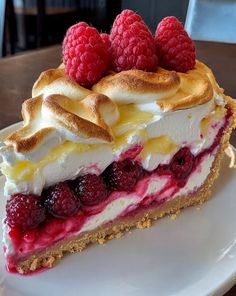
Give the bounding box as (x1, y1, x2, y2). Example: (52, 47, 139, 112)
(4, 108, 233, 273)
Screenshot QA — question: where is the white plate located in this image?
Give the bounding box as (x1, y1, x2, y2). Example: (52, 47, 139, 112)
(0, 123, 236, 296)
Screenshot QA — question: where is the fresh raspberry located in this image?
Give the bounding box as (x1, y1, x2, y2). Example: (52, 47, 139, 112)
(110, 9, 158, 72)
(6, 194, 46, 230)
(100, 33, 112, 68)
(62, 22, 110, 87)
(44, 182, 80, 218)
(103, 159, 143, 191)
(100, 33, 111, 52)
(74, 174, 107, 206)
(170, 147, 194, 179)
(155, 16, 196, 72)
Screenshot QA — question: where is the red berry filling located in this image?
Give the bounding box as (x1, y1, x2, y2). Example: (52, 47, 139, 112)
(3, 144, 219, 231)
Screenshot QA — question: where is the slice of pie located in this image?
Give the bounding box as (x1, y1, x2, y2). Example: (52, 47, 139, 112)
(0, 13, 235, 274)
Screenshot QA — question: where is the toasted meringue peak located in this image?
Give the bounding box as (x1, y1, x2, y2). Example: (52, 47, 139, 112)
(6, 91, 119, 154)
(195, 60, 224, 94)
(5, 96, 56, 153)
(3, 67, 120, 157)
(157, 65, 213, 111)
(93, 61, 216, 111)
(42, 93, 118, 142)
(32, 67, 91, 99)
(93, 69, 181, 104)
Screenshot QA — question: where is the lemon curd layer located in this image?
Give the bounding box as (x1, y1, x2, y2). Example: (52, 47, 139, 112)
(140, 136, 178, 158)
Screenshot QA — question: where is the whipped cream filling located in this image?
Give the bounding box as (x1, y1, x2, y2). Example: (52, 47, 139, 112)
(80, 196, 138, 233)
(1, 92, 226, 196)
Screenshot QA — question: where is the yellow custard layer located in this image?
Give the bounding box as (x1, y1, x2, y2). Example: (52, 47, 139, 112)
(140, 136, 178, 158)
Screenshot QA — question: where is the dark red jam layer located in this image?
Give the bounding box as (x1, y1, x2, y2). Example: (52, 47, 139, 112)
(4, 108, 233, 273)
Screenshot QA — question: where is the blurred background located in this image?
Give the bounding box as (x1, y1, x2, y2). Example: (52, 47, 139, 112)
(1, 0, 236, 58)
(0, 0, 189, 57)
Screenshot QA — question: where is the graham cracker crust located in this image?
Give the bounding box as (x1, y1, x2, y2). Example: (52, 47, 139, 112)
(15, 101, 236, 274)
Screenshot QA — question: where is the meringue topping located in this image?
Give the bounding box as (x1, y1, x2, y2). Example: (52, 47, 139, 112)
(0, 60, 226, 170)
(32, 66, 91, 100)
(92, 68, 180, 104)
(93, 61, 214, 111)
(4, 68, 120, 157)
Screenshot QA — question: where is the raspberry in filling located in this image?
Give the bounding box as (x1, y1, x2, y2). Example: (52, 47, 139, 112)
(170, 147, 194, 180)
(73, 174, 108, 206)
(43, 182, 80, 218)
(6, 194, 46, 231)
(103, 159, 143, 191)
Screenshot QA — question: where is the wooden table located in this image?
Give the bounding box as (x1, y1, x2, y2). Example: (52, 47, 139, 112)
(0, 41, 236, 295)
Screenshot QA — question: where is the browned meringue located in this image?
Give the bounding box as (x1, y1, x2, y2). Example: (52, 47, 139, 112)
(92, 69, 181, 104)
(93, 61, 216, 111)
(1, 60, 222, 156)
(5, 68, 120, 154)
